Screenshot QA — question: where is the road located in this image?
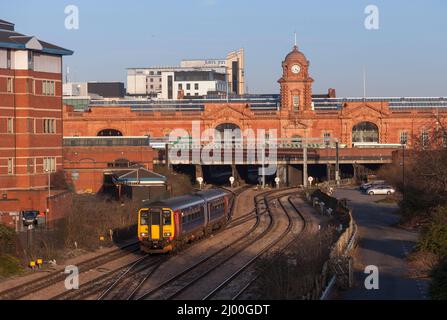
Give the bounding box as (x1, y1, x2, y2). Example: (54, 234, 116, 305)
(333, 187, 429, 300)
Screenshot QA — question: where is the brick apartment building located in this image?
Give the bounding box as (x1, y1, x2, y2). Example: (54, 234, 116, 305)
(0, 19, 73, 228)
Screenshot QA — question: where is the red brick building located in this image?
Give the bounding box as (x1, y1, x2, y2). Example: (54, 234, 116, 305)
(64, 44, 447, 147)
(0, 19, 73, 227)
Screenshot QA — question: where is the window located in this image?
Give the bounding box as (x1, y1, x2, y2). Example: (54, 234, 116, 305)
(28, 51, 34, 70)
(292, 95, 300, 112)
(43, 157, 56, 172)
(162, 211, 171, 225)
(140, 210, 149, 225)
(150, 78, 154, 82)
(323, 132, 331, 144)
(194, 83, 199, 90)
(7, 78, 13, 93)
(149, 71, 154, 75)
(195, 93, 199, 96)
(400, 132, 408, 145)
(43, 119, 56, 134)
(42, 81, 56, 96)
(7, 158, 14, 175)
(26, 79, 34, 94)
(443, 131, 447, 148)
(6, 50, 11, 69)
(186, 83, 191, 90)
(421, 130, 429, 148)
(178, 84, 183, 90)
(26, 158, 34, 174)
(157, 71, 162, 75)
(27, 118, 34, 133)
(7, 118, 13, 134)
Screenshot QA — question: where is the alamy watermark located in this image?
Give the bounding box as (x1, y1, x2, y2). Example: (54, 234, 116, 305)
(364, 4, 380, 30)
(64, 265, 79, 290)
(65, 5, 79, 30)
(364, 265, 379, 290)
(168, 121, 278, 176)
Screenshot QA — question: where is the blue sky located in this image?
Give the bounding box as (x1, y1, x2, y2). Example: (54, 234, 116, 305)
(2, 0, 446, 96)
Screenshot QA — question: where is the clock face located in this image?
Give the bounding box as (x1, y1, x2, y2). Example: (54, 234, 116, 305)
(291, 64, 301, 74)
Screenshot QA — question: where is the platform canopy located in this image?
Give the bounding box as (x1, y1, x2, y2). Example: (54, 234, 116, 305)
(111, 167, 167, 186)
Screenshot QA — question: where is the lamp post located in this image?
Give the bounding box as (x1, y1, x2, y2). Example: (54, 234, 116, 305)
(401, 143, 405, 202)
(335, 140, 340, 185)
(45, 168, 51, 226)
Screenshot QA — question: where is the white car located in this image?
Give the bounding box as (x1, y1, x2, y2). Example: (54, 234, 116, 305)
(360, 180, 385, 191)
(366, 185, 396, 196)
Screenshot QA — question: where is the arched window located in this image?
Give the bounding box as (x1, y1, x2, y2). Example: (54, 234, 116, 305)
(352, 122, 379, 143)
(215, 123, 242, 142)
(107, 158, 132, 168)
(291, 135, 302, 143)
(98, 129, 123, 136)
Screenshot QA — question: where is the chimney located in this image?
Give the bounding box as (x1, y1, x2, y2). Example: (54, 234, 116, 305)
(328, 88, 336, 98)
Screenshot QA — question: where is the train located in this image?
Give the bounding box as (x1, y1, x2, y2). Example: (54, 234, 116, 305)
(137, 188, 233, 253)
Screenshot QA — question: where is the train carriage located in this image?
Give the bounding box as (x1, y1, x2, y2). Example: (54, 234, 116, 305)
(138, 189, 231, 253)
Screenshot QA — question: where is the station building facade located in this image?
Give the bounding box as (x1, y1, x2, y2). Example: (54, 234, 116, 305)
(64, 45, 447, 147)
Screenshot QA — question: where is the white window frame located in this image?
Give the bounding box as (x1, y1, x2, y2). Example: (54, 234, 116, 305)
(7, 77, 13, 93)
(7, 118, 14, 134)
(7, 158, 14, 175)
(292, 95, 300, 112)
(400, 131, 408, 145)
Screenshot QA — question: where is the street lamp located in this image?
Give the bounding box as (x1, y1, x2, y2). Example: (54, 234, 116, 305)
(401, 143, 405, 201)
(45, 168, 51, 225)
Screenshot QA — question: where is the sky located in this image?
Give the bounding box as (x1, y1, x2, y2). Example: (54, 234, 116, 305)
(1, 0, 446, 97)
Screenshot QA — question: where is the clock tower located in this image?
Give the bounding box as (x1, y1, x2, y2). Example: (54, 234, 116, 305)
(278, 44, 314, 114)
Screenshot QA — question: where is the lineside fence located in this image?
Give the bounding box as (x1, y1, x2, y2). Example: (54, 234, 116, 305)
(303, 188, 358, 300)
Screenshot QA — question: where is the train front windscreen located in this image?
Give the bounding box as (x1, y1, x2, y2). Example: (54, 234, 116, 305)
(139, 208, 173, 241)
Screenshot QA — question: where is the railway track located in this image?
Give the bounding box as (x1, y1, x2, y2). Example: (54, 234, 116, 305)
(132, 187, 298, 300)
(202, 192, 305, 300)
(57, 185, 253, 300)
(230, 195, 310, 300)
(0, 241, 140, 300)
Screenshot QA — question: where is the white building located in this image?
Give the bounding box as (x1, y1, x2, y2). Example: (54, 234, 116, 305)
(161, 70, 227, 100)
(127, 49, 244, 97)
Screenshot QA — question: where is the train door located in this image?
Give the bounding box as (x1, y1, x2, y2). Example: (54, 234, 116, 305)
(150, 210, 162, 240)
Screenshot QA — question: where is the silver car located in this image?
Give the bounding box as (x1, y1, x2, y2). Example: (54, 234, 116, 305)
(366, 185, 396, 196)
(360, 180, 385, 191)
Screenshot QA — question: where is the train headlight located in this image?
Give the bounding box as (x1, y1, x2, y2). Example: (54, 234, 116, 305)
(163, 232, 172, 237)
(140, 233, 148, 237)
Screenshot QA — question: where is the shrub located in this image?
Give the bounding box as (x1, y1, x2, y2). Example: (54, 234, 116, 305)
(417, 207, 447, 258)
(0, 254, 23, 278)
(430, 258, 447, 300)
(0, 224, 16, 256)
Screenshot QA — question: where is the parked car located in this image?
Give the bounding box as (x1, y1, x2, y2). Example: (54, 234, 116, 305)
(366, 185, 396, 196)
(360, 180, 385, 191)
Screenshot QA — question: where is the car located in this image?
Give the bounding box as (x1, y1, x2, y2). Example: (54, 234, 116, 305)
(366, 185, 396, 196)
(360, 180, 385, 191)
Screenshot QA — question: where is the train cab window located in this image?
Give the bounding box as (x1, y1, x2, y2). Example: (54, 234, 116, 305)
(140, 210, 149, 225)
(151, 210, 161, 225)
(163, 210, 171, 225)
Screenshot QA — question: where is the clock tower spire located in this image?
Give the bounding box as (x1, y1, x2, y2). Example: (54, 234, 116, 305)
(278, 42, 314, 114)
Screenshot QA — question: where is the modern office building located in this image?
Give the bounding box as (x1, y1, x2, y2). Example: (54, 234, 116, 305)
(161, 70, 227, 100)
(0, 19, 73, 227)
(127, 49, 245, 97)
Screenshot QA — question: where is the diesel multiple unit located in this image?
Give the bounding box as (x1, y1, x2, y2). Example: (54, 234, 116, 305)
(138, 189, 232, 253)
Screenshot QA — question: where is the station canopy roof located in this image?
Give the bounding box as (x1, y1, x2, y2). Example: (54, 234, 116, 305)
(111, 167, 167, 186)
